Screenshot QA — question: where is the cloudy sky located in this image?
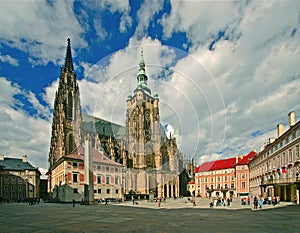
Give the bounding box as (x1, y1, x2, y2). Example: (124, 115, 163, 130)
(1, 1, 300, 176)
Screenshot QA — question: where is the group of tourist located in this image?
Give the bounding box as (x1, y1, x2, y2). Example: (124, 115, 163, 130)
(209, 197, 232, 207)
(249, 196, 280, 209)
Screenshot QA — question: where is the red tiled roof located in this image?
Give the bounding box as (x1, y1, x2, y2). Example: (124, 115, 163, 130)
(195, 157, 236, 173)
(236, 151, 256, 165)
(195, 151, 257, 173)
(65, 145, 123, 167)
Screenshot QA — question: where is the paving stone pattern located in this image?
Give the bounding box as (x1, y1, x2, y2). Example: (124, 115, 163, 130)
(0, 198, 299, 233)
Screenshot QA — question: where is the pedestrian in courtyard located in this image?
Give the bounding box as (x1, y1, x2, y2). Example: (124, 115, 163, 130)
(72, 199, 75, 207)
(253, 196, 258, 209)
(105, 198, 108, 206)
(258, 198, 263, 209)
(227, 198, 230, 206)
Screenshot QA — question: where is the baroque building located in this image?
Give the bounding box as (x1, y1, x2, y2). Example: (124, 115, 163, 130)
(47, 39, 181, 201)
(194, 151, 255, 198)
(249, 112, 300, 204)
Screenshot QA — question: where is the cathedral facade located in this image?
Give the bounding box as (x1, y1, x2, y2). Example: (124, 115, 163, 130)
(48, 39, 181, 201)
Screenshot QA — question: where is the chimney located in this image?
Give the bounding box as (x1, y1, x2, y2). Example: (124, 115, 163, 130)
(22, 155, 28, 163)
(269, 137, 275, 144)
(277, 123, 284, 138)
(288, 111, 295, 127)
(0, 154, 4, 160)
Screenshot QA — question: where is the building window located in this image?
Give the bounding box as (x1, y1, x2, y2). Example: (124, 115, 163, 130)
(97, 165, 101, 170)
(107, 189, 110, 194)
(225, 176, 228, 181)
(241, 173, 246, 179)
(115, 176, 119, 185)
(98, 189, 101, 194)
(231, 183, 235, 189)
(106, 176, 110, 184)
(106, 167, 109, 172)
(204, 178, 208, 183)
(73, 162, 77, 167)
(217, 177, 221, 182)
(224, 184, 228, 189)
(73, 173, 78, 183)
(97, 175, 101, 184)
(289, 150, 293, 163)
(211, 177, 214, 182)
(296, 146, 300, 159)
(231, 176, 234, 181)
(115, 167, 118, 173)
(242, 182, 246, 189)
(282, 153, 286, 166)
(94, 190, 97, 193)
(217, 184, 220, 189)
(73, 188, 78, 193)
(210, 185, 213, 189)
(116, 189, 119, 194)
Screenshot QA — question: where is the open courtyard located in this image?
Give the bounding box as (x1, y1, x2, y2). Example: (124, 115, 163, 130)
(0, 198, 299, 233)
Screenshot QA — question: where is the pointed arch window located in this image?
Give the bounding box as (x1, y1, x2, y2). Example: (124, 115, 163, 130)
(67, 74, 72, 86)
(67, 93, 73, 120)
(68, 134, 74, 154)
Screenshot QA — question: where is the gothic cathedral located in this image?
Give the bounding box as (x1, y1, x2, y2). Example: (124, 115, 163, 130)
(48, 39, 182, 200)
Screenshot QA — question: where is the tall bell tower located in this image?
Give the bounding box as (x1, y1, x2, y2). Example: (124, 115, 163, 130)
(125, 50, 161, 169)
(48, 38, 82, 168)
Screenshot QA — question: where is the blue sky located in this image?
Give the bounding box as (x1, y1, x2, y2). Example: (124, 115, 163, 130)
(1, 0, 300, 176)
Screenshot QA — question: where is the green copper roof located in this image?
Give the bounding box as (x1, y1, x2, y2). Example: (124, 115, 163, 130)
(82, 114, 126, 139)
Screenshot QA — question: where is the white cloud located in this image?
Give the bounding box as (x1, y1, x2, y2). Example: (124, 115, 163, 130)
(0, 0, 87, 65)
(0, 77, 51, 171)
(0, 52, 18, 66)
(80, 0, 132, 36)
(134, 0, 164, 38)
(161, 0, 240, 46)
(42, 79, 59, 109)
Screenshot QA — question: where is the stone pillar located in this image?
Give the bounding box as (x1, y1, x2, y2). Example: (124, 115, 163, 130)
(146, 173, 149, 195)
(84, 134, 95, 204)
(166, 182, 169, 198)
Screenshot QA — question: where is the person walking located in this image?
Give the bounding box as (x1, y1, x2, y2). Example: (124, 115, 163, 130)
(253, 196, 258, 209)
(72, 199, 75, 207)
(258, 198, 263, 209)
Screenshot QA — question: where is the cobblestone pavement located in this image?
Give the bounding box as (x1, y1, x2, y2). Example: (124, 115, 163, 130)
(0, 198, 299, 233)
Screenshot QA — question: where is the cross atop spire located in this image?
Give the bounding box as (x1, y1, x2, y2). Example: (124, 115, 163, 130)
(64, 38, 74, 72)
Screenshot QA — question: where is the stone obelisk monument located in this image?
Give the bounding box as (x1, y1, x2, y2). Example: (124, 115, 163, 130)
(83, 134, 95, 204)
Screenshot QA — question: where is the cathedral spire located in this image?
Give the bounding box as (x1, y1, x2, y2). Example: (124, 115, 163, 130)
(137, 48, 148, 85)
(64, 38, 74, 72)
